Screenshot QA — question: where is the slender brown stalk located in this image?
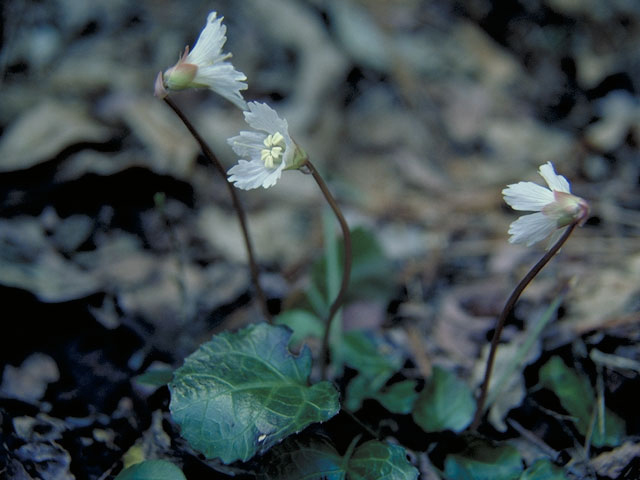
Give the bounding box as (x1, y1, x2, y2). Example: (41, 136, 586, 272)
(470, 222, 578, 430)
(303, 160, 352, 380)
(163, 96, 272, 323)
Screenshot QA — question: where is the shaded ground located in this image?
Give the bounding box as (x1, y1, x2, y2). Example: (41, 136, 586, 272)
(1, 0, 639, 478)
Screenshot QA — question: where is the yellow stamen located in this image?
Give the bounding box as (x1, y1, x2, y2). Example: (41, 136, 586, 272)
(260, 132, 285, 169)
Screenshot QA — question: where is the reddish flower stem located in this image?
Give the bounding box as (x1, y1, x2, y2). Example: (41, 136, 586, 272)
(470, 222, 577, 430)
(303, 160, 352, 380)
(163, 96, 272, 324)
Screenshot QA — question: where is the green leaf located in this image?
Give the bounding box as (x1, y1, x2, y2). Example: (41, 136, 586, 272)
(342, 330, 405, 411)
(349, 440, 418, 480)
(261, 436, 418, 480)
(115, 460, 186, 480)
(412, 366, 475, 433)
(373, 380, 419, 415)
(345, 374, 387, 411)
(274, 309, 324, 345)
(311, 227, 394, 307)
(134, 369, 173, 387)
(444, 438, 523, 480)
(342, 330, 404, 379)
(260, 436, 345, 480)
(169, 323, 340, 463)
(538, 356, 625, 447)
(519, 459, 569, 480)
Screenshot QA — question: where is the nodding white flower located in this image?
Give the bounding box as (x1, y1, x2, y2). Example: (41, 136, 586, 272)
(227, 102, 307, 190)
(155, 11, 247, 109)
(502, 162, 590, 246)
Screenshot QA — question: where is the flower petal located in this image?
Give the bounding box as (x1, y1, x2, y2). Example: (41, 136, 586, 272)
(227, 102, 296, 189)
(539, 162, 570, 193)
(195, 63, 247, 109)
(228, 131, 267, 159)
(502, 181, 555, 211)
(244, 102, 290, 137)
(162, 11, 247, 107)
(508, 212, 557, 246)
(545, 226, 567, 250)
(187, 12, 228, 66)
(227, 159, 285, 190)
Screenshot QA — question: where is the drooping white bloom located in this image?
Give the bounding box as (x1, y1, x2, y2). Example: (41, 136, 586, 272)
(156, 11, 247, 108)
(227, 102, 306, 190)
(502, 162, 589, 246)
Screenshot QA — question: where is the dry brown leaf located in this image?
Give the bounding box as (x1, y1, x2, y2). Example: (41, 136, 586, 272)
(100, 94, 199, 179)
(471, 337, 542, 432)
(55, 150, 147, 182)
(585, 91, 640, 151)
(0, 353, 59, 403)
(453, 21, 522, 87)
(485, 118, 575, 169)
(0, 217, 102, 301)
(591, 442, 640, 478)
(563, 256, 640, 335)
(196, 205, 310, 265)
(0, 100, 112, 172)
(74, 232, 156, 288)
(435, 286, 498, 369)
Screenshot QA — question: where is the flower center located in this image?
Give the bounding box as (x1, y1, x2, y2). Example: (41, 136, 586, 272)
(261, 132, 285, 169)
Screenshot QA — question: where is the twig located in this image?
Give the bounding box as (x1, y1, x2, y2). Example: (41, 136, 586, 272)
(343, 410, 380, 440)
(507, 419, 561, 460)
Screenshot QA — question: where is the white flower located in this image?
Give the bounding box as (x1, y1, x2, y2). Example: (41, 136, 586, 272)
(502, 162, 589, 246)
(156, 11, 247, 108)
(227, 102, 306, 190)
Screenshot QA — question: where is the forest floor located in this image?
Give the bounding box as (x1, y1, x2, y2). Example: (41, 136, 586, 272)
(1, 1, 639, 479)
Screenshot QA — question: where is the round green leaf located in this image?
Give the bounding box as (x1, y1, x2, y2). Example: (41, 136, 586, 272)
(274, 309, 324, 345)
(170, 323, 340, 463)
(342, 331, 405, 411)
(412, 366, 475, 433)
(349, 440, 419, 480)
(134, 368, 173, 387)
(520, 459, 569, 480)
(373, 380, 419, 415)
(342, 330, 404, 379)
(444, 439, 523, 480)
(115, 460, 186, 480)
(311, 227, 395, 303)
(260, 436, 345, 480)
(539, 356, 625, 447)
(261, 437, 417, 480)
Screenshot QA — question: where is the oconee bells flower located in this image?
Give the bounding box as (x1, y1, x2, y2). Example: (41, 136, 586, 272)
(155, 11, 247, 108)
(227, 102, 307, 190)
(502, 162, 589, 246)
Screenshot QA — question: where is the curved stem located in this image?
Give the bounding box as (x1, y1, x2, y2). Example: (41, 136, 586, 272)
(163, 96, 272, 324)
(470, 223, 577, 430)
(343, 410, 379, 441)
(303, 160, 352, 380)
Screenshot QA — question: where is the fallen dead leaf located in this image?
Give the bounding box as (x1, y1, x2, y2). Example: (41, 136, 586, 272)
(0, 353, 59, 403)
(591, 441, 640, 478)
(0, 217, 102, 302)
(0, 100, 112, 172)
(563, 256, 640, 335)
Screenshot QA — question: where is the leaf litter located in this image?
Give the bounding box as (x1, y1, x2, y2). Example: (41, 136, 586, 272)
(0, 0, 639, 478)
